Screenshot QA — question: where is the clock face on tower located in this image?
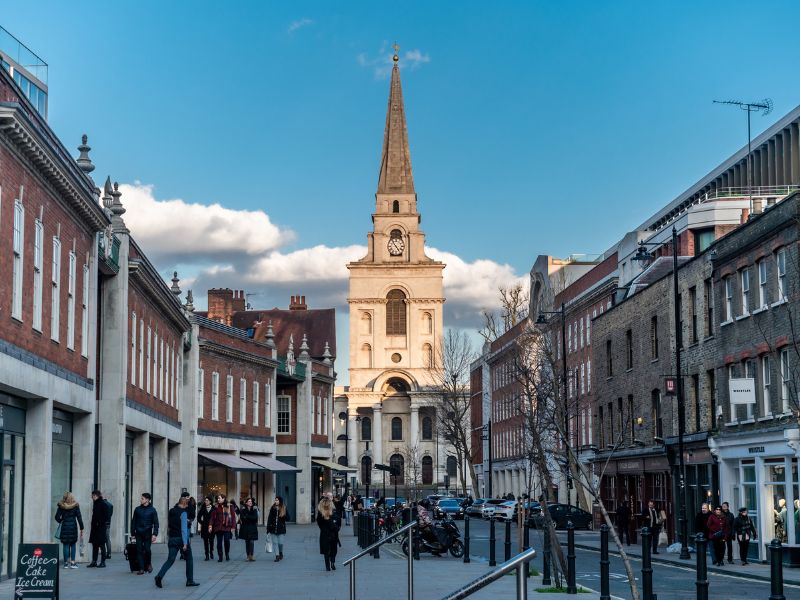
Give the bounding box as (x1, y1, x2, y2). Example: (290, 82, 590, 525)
(388, 230, 405, 256)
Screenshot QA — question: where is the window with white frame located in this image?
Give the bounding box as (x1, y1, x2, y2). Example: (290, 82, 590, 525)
(159, 338, 164, 400)
(745, 360, 755, 419)
(152, 332, 158, 397)
(323, 394, 328, 435)
(781, 349, 791, 412)
(587, 313, 591, 345)
(131, 313, 137, 386)
(211, 371, 219, 420)
(740, 269, 750, 315)
(265, 382, 271, 428)
(580, 362, 585, 395)
(758, 260, 768, 308)
(32, 219, 43, 330)
(724, 276, 733, 322)
(762, 355, 771, 416)
(81, 264, 89, 357)
(12, 201, 24, 321)
(316, 395, 322, 433)
(166, 345, 172, 405)
(226, 375, 233, 422)
(138, 320, 144, 386)
(146, 327, 152, 394)
(239, 378, 247, 424)
(67, 252, 76, 350)
(50, 237, 61, 341)
(252, 381, 259, 426)
(776, 249, 787, 300)
(587, 360, 592, 392)
(198, 368, 204, 419)
(277, 395, 291, 434)
(579, 318, 584, 348)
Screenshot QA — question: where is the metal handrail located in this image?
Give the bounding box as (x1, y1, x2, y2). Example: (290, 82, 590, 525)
(343, 520, 417, 600)
(440, 547, 537, 600)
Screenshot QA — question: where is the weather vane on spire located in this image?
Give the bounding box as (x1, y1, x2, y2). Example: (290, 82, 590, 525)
(392, 42, 400, 62)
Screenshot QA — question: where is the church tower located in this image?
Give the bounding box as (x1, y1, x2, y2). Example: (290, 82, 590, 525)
(344, 47, 446, 492)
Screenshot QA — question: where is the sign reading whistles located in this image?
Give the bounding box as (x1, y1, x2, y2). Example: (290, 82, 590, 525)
(729, 378, 756, 405)
(14, 544, 59, 599)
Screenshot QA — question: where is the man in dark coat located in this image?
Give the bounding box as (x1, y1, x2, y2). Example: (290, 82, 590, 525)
(641, 500, 663, 554)
(131, 493, 160, 574)
(721, 502, 735, 564)
(88, 490, 109, 568)
(616, 501, 632, 545)
(102, 497, 113, 560)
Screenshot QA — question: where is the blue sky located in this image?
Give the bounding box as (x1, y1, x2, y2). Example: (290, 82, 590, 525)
(4, 1, 800, 377)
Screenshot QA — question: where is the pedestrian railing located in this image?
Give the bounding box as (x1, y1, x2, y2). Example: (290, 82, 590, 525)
(343, 521, 418, 600)
(440, 547, 536, 600)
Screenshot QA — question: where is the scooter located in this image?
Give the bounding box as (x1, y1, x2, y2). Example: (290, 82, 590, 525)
(401, 517, 465, 558)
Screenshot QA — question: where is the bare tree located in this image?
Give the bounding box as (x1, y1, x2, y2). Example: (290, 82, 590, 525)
(479, 283, 529, 342)
(401, 443, 423, 501)
(429, 329, 479, 496)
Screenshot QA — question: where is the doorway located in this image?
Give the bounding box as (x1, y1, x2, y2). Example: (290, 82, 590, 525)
(0, 433, 24, 580)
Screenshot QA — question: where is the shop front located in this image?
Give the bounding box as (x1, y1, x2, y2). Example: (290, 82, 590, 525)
(714, 428, 800, 565)
(0, 395, 26, 581)
(666, 433, 719, 538)
(50, 410, 74, 539)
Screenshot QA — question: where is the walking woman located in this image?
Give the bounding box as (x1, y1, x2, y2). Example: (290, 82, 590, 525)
(239, 497, 259, 561)
(343, 495, 353, 527)
(197, 496, 214, 561)
(87, 490, 109, 568)
(316, 497, 341, 571)
(209, 494, 235, 562)
(706, 505, 727, 566)
(266, 496, 289, 562)
(733, 507, 757, 565)
(55, 492, 84, 569)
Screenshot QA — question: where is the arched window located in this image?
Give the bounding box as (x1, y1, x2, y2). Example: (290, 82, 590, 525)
(422, 456, 433, 485)
(392, 200, 400, 213)
(422, 312, 432, 334)
(423, 343, 433, 368)
(360, 343, 372, 368)
(446, 455, 458, 478)
(361, 416, 372, 441)
(336, 433, 347, 441)
(361, 456, 372, 484)
(422, 416, 433, 440)
(390, 453, 404, 485)
(391, 417, 403, 440)
(386, 289, 407, 335)
(337, 455, 348, 466)
(360, 312, 372, 335)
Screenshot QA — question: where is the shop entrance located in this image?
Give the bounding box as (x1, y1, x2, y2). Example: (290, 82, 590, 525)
(0, 433, 24, 581)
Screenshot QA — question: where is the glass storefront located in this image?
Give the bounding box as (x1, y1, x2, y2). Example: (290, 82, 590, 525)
(50, 411, 74, 539)
(0, 399, 26, 580)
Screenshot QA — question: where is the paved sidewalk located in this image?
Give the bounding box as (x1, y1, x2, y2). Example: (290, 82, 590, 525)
(556, 530, 800, 586)
(2, 525, 604, 599)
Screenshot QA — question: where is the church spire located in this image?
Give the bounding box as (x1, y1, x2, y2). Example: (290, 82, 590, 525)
(377, 43, 415, 195)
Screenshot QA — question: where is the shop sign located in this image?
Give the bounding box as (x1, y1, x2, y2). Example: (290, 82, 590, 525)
(644, 456, 669, 471)
(684, 449, 713, 464)
(665, 377, 676, 395)
(729, 378, 756, 404)
(617, 459, 644, 474)
(14, 543, 59, 598)
(748, 446, 765, 454)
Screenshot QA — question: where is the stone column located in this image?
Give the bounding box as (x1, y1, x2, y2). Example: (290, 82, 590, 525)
(132, 432, 151, 531)
(24, 398, 52, 542)
(372, 404, 383, 466)
(347, 407, 358, 471)
(152, 437, 168, 525)
(410, 403, 420, 450)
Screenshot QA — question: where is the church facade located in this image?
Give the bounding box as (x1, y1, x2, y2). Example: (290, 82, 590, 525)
(334, 50, 462, 498)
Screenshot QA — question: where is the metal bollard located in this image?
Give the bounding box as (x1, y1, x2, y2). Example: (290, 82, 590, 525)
(641, 527, 653, 600)
(523, 519, 530, 579)
(463, 515, 471, 564)
(567, 521, 577, 594)
(542, 525, 552, 586)
(600, 524, 610, 600)
(372, 514, 380, 558)
(769, 538, 785, 600)
(356, 514, 362, 548)
(505, 519, 512, 562)
(489, 516, 497, 567)
(695, 533, 708, 600)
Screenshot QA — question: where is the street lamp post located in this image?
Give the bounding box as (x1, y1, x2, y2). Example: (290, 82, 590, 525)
(339, 413, 362, 498)
(536, 303, 569, 506)
(633, 227, 691, 560)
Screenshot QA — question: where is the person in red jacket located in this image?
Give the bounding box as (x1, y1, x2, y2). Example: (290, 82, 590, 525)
(208, 495, 235, 562)
(706, 506, 727, 566)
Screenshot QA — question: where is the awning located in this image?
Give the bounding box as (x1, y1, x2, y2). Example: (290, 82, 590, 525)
(198, 451, 266, 472)
(240, 454, 301, 473)
(312, 458, 357, 473)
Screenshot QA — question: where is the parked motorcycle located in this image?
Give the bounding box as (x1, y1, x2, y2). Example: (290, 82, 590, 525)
(401, 517, 465, 558)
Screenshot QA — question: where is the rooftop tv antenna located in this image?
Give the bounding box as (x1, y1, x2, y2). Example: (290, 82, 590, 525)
(713, 98, 773, 214)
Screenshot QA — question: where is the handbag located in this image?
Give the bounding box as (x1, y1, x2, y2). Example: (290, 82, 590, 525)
(54, 523, 62, 541)
(265, 535, 273, 553)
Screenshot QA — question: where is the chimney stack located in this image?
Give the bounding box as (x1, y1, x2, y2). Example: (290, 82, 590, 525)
(289, 295, 307, 311)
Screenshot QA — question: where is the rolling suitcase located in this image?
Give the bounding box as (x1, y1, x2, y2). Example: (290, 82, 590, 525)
(124, 538, 141, 572)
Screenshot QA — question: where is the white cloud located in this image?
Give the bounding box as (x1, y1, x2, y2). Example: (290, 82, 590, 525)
(288, 18, 313, 34)
(119, 183, 293, 264)
(357, 46, 431, 79)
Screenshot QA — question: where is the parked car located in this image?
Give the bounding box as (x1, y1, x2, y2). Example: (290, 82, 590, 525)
(465, 498, 487, 517)
(492, 501, 519, 521)
(435, 499, 465, 520)
(481, 498, 510, 519)
(530, 503, 592, 530)
(384, 497, 406, 509)
(426, 494, 444, 506)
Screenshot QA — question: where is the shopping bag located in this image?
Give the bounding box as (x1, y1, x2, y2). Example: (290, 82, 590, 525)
(658, 531, 668, 546)
(265, 535, 273, 553)
(54, 524, 62, 541)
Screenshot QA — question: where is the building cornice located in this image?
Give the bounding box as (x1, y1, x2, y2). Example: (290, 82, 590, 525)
(347, 297, 445, 304)
(198, 338, 279, 370)
(129, 259, 190, 333)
